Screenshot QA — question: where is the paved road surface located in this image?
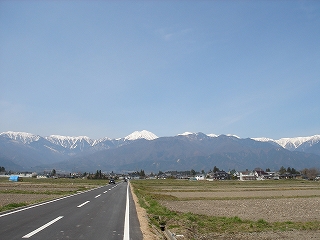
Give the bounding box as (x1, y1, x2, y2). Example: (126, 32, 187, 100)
(0, 181, 143, 240)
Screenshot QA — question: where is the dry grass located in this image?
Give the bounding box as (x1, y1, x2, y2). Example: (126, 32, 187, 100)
(131, 179, 320, 239)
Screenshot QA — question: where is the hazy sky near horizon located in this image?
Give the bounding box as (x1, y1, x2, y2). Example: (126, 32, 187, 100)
(1, 1, 319, 139)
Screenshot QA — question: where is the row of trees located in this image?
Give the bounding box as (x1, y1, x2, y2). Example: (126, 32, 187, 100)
(275, 166, 299, 175)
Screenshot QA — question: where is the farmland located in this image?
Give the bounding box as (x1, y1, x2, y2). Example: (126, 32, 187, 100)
(130, 179, 320, 239)
(0, 177, 105, 212)
(1, 177, 320, 239)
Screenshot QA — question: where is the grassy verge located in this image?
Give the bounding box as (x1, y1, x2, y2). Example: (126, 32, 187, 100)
(131, 179, 320, 238)
(0, 203, 28, 212)
(0, 177, 109, 212)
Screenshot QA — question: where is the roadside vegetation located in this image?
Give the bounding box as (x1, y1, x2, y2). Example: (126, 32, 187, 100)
(130, 179, 320, 239)
(0, 177, 108, 212)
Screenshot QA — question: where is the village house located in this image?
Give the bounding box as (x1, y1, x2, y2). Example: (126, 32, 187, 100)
(239, 171, 256, 181)
(195, 174, 205, 180)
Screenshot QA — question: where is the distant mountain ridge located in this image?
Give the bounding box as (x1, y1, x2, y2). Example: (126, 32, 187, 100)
(1, 130, 320, 172)
(253, 135, 320, 152)
(2, 130, 319, 151)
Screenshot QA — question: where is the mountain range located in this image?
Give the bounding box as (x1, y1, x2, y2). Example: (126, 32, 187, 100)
(0, 130, 320, 173)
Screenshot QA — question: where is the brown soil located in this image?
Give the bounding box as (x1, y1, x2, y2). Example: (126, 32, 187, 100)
(0, 193, 61, 206)
(2, 181, 320, 239)
(157, 188, 320, 239)
(161, 198, 320, 222)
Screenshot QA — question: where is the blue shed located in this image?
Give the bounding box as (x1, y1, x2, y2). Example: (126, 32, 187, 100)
(9, 175, 20, 182)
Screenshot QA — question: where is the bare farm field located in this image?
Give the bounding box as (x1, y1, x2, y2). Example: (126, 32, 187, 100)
(131, 179, 320, 240)
(1, 178, 320, 239)
(0, 177, 102, 211)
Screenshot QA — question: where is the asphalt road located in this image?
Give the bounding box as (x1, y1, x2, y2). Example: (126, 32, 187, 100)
(0, 181, 143, 240)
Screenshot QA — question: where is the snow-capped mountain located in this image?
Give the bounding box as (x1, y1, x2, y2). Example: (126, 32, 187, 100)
(45, 135, 96, 150)
(178, 132, 240, 139)
(0, 131, 41, 144)
(124, 130, 158, 141)
(253, 135, 320, 151)
(0, 130, 159, 153)
(1, 130, 319, 151)
(277, 135, 320, 151)
(1, 130, 320, 172)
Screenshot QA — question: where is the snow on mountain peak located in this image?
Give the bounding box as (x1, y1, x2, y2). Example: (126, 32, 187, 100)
(207, 134, 218, 138)
(0, 131, 41, 144)
(45, 135, 95, 149)
(124, 130, 158, 141)
(226, 134, 240, 138)
(275, 135, 320, 149)
(252, 137, 274, 142)
(253, 135, 320, 150)
(178, 132, 194, 136)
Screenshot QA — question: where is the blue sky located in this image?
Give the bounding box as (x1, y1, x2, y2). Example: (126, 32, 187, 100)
(1, 1, 319, 139)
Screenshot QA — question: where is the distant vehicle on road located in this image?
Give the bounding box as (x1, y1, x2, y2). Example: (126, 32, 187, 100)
(109, 179, 115, 184)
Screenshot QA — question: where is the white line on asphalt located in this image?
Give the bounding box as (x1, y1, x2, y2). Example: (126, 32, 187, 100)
(0, 186, 102, 218)
(95, 194, 101, 198)
(103, 191, 108, 193)
(123, 183, 130, 240)
(22, 216, 63, 238)
(77, 201, 90, 208)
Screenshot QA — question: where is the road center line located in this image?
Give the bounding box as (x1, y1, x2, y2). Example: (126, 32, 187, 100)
(95, 194, 101, 198)
(77, 201, 90, 208)
(123, 183, 130, 240)
(22, 216, 63, 238)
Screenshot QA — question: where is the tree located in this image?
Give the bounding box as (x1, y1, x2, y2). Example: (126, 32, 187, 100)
(266, 168, 271, 172)
(301, 168, 319, 180)
(190, 169, 196, 176)
(139, 169, 145, 177)
(51, 169, 56, 176)
(213, 166, 219, 173)
(291, 168, 299, 174)
(279, 166, 286, 175)
(0, 166, 5, 172)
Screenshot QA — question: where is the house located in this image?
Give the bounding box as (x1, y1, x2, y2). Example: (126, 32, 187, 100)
(212, 171, 229, 180)
(195, 174, 205, 180)
(239, 171, 256, 181)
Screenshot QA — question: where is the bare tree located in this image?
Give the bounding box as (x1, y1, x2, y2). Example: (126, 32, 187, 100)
(301, 168, 319, 180)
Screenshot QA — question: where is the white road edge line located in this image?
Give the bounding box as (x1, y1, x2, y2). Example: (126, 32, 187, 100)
(123, 183, 130, 240)
(77, 201, 90, 208)
(0, 186, 102, 218)
(22, 216, 63, 238)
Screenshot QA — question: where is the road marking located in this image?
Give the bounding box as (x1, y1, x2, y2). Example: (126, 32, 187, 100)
(0, 186, 102, 218)
(123, 183, 130, 240)
(103, 191, 108, 193)
(77, 201, 90, 208)
(22, 216, 63, 238)
(95, 194, 101, 198)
